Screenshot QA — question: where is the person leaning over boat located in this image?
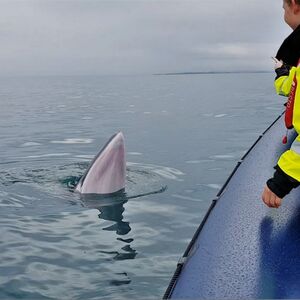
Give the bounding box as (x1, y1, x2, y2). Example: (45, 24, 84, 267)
(262, 0, 300, 208)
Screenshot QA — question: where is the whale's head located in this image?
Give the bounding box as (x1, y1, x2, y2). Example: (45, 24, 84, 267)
(75, 132, 126, 194)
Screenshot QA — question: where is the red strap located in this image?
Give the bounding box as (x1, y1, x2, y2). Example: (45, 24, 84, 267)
(285, 76, 297, 129)
(284, 61, 299, 129)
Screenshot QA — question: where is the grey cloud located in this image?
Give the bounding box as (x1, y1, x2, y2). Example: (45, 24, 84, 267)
(0, 0, 293, 75)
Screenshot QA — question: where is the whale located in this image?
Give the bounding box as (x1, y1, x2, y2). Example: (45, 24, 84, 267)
(75, 132, 126, 195)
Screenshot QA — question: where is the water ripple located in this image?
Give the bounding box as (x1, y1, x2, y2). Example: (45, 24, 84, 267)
(127, 162, 184, 181)
(50, 138, 94, 144)
(0, 160, 176, 216)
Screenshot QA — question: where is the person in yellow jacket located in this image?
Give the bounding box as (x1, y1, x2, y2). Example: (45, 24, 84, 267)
(262, 0, 300, 208)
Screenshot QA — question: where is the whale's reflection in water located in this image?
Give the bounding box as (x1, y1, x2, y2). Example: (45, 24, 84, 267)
(79, 187, 167, 261)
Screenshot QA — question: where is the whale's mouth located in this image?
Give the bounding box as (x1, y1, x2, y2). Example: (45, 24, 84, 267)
(75, 132, 126, 195)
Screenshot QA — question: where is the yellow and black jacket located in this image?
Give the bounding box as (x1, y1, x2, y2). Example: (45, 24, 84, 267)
(267, 25, 300, 198)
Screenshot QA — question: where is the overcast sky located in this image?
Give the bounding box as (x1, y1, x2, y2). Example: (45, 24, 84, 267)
(0, 0, 292, 76)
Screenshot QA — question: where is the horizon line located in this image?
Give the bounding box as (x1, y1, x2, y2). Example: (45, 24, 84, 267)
(154, 70, 272, 76)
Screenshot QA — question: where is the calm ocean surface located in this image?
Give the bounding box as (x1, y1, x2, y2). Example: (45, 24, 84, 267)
(0, 73, 283, 299)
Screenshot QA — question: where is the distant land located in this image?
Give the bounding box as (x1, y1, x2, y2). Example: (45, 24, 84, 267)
(154, 70, 272, 76)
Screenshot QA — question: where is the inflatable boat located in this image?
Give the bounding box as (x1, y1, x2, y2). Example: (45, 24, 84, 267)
(164, 113, 300, 299)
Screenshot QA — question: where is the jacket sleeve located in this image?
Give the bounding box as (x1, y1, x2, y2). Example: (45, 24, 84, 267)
(275, 65, 297, 97)
(267, 165, 300, 198)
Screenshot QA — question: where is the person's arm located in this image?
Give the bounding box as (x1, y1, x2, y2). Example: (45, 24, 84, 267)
(267, 165, 299, 197)
(262, 60, 299, 208)
(262, 165, 300, 208)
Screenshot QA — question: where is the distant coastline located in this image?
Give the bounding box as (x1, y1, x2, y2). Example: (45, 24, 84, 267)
(154, 70, 272, 76)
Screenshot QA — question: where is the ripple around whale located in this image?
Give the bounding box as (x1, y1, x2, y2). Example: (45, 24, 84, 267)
(0, 160, 182, 216)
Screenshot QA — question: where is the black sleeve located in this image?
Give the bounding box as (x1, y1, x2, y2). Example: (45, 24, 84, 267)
(275, 63, 291, 80)
(266, 165, 300, 198)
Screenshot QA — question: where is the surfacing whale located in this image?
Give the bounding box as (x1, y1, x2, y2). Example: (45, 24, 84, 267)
(75, 132, 126, 194)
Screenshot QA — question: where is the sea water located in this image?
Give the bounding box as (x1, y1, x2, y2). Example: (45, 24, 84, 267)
(0, 73, 283, 299)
